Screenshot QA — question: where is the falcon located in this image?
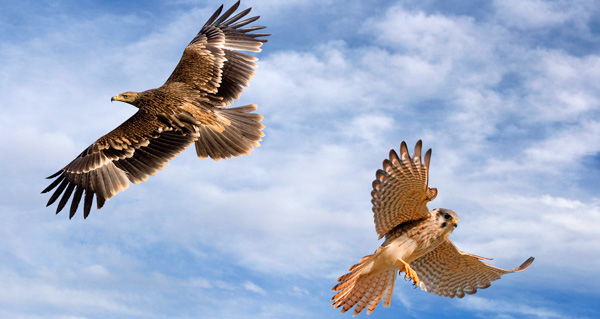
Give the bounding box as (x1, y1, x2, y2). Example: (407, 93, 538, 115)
(331, 140, 534, 315)
(42, 1, 269, 218)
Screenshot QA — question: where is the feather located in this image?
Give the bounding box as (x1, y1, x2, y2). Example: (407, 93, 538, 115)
(69, 185, 84, 219)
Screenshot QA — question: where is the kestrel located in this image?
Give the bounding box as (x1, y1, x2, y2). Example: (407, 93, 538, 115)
(42, 1, 268, 218)
(331, 140, 534, 315)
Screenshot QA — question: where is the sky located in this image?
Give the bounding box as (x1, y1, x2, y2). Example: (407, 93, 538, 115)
(1, 0, 599, 318)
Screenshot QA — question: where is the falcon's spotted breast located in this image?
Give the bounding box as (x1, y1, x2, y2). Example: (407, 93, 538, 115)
(331, 140, 534, 316)
(42, 1, 269, 219)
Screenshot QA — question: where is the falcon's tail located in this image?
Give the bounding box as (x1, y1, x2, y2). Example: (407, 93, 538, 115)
(332, 254, 398, 316)
(194, 104, 265, 160)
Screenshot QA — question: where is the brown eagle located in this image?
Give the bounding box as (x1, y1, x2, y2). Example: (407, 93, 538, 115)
(42, 1, 269, 219)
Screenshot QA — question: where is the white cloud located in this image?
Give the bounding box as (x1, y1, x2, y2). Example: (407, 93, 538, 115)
(0, 269, 143, 317)
(1, 1, 599, 318)
(523, 120, 600, 168)
(524, 52, 600, 122)
(493, 0, 591, 30)
(243, 280, 267, 295)
(458, 295, 563, 318)
(369, 7, 482, 60)
(290, 285, 310, 296)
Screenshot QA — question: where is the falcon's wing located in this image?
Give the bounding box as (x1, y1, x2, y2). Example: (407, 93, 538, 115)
(42, 111, 198, 219)
(164, 1, 269, 107)
(372, 140, 438, 239)
(411, 240, 534, 298)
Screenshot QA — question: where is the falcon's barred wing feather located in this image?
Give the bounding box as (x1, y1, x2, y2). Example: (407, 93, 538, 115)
(42, 111, 198, 219)
(164, 0, 269, 107)
(412, 240, 534, 298)
(372, 140, 438, 239)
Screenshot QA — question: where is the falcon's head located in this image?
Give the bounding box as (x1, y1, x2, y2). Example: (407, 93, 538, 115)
(434, 208, 459, 231)
(111, 91, 141, 106)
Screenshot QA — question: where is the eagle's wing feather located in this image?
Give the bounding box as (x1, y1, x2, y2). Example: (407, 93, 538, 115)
(42, 111, 198, 218)
(164, 1, 269, 106)
(371, 140, 438, 239)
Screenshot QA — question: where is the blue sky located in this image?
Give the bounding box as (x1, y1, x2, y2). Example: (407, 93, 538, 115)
(1, 0, 599, 318)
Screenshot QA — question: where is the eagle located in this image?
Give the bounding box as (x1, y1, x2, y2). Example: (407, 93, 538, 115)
(42, 1, 269, 219)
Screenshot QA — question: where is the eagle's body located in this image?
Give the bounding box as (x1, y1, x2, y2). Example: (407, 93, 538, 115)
(331, 141, 534, 316)
(43, 1, 269, 218)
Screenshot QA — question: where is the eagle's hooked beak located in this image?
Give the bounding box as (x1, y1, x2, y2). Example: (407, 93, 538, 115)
(111, 95, 118, 102)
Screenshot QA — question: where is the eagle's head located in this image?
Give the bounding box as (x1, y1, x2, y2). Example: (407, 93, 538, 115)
(111, 91, 141, 106)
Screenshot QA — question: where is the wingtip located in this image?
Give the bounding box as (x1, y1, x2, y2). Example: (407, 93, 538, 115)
(519, 256, 535, 270)
(400, 140, 408, 151)
(515, 256, 535, 271)
(413, 140, 423, 161)
(205, 4, 224, 26)
(424, 148, 432, 169)
(46, 170, 62, 179)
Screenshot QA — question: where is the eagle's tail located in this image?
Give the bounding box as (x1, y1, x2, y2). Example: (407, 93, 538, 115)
(332, 254, 398, 316)
(194, 104, 265, 160)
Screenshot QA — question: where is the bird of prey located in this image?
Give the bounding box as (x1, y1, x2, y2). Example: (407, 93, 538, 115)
(331, 140, 534, 316)
(42, 1, 269, 219)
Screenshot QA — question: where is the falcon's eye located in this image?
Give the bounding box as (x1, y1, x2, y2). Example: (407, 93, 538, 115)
(444, 214, 452, 220)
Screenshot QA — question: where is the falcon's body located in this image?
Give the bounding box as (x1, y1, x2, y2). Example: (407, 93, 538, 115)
(367, 210, 454, 276)
(332, 141, 534, 316)
(42, 1, 269, 218)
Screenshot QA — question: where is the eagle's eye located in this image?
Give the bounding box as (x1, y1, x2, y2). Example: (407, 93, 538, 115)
(122, 94, 129, 98)
(444, 214, 452, 220)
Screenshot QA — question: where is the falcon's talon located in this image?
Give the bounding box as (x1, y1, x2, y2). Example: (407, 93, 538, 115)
(398, 258, 420, 287)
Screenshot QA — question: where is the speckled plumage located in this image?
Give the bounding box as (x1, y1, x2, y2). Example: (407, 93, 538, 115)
(332, 141, 534, 316)
(42, 1, 269, 218)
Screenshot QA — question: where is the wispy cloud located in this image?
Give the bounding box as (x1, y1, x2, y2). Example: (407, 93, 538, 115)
(1, 1, 599, 318)
(243, 281, 267, 295)
(458, 295, 563, 318)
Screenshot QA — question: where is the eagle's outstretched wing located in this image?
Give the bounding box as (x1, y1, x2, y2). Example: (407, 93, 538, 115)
(164, 0, 269, 107)
(42, 111, 198, 219)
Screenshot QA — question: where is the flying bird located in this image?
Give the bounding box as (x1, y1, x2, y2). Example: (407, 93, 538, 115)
(42, 1, 269, 219)
(331, 140, 534, 316)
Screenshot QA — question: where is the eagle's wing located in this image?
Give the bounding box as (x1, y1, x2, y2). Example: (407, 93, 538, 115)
(372, 140, 438, 239)
(412, 240, 535, 298)
(42, 111, 199, 219)
(164, 0, 269, 107)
